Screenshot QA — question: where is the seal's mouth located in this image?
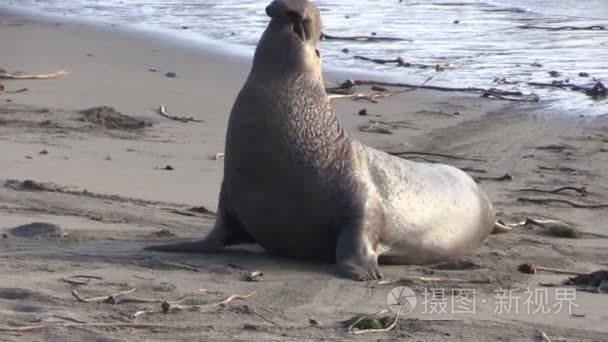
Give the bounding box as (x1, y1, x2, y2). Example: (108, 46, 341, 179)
(293, 21, 306, 41)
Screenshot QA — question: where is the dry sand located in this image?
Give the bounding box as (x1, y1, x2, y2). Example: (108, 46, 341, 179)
(1, 8, 608, 342)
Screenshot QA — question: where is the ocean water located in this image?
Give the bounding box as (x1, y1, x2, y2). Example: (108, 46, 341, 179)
(4, 0, 608, 114)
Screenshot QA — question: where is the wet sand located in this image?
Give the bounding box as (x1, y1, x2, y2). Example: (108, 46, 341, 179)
(1, 9, 608, 342)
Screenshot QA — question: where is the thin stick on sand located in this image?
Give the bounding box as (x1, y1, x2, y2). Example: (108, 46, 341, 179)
(326, 79, 539, 102)
(0, 322, 172, 332)
(492, 221, 512, 234)
(160, 291, 256, 314)
(328, 89, 411, 103)
(5, 88, 29, 94)
(348, 309, 404, 334)
(377, 276, 493, 286)
(540, 331, 553, 342)
(514, 186, 589, 197)
(518, 262, 588, 276)
(474, 173, 513, 182)
(0, 70, 68, 79)
(61, 274, 103, 286)
(518, 197, 608, 209)
(157, 105, 204, 123)
(386, 150, 486, 162)
(321, 32, 410, 42)
(71, 288, 136, 304)
(240, 305, 282, 327)
(377, 276, 452, 286)
(504, 218, 563, 227)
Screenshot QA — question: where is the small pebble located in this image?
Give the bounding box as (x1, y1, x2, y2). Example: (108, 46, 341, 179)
(371, 32, 377, 36)
(358, 109, 368, 116)
(531, 62, 543, 67)
(161, 165, 174, 171)
(105, 156, 112, 161)
(148, 68, 159, 72)
(181, 25, 189, 29)
(453, 111, 460, 115)
(453, 20, 460, 24)
(38, 150, 48, 155)
(245, 271, 263, 282)
(579, 72, 589, 77)
(165, 72, 177, 78)
(345, 15, 350, 19)
(309, 318, 320, 326)
(25, 156, 32, 159)
(341, 48, 349, 53)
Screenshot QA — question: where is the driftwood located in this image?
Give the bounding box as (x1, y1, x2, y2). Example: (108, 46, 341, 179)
(518, 197, 608, 209)
(496, 78, 607, 99)
(61, 274, 103, 286)
(515, 186, 588, 197)
(328, 89, 413, 103)
(160, 292, 256, 314)
(474, 173, 513, 183)
(0, 70, 68, 80)
(5, 88, 28, 94)
(327, 79, 539, 102)
(353, 55, 454, 71)
(518, 25, 605, 31)
(157, 105, 203, 123)
(504, 218, 563, 227)
(321, 32, 410, 42)
(540, 331, 553, 342)
(71, 288, 137, 304)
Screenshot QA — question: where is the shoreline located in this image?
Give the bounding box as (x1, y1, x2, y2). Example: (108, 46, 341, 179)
(3, 3, 606, 117)
(1, 8, 608, 342)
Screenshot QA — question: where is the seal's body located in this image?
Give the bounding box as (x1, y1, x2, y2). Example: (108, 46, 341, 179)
(145, 0, 496, 280)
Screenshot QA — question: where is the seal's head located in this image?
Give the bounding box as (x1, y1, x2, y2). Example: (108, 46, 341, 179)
(251, 0, 322, 80)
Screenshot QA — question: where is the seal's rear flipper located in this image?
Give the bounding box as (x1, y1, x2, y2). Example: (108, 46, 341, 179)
(143, 206, 255, 253)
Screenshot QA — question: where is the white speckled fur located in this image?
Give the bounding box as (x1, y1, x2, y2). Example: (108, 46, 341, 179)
(352, 142, 495, 264)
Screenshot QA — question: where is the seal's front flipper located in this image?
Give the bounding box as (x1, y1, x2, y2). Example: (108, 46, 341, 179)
(144, 207, 254, 253)
(335, 222, 383, 281)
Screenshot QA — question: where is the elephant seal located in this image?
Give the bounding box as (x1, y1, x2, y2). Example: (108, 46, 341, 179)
(145, 0, 497, 280)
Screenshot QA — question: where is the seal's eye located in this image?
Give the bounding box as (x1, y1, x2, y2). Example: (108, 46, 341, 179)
(315, 49, 320, 58)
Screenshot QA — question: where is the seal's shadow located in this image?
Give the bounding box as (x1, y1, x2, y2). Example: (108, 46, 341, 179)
(138, 242, 340, 277)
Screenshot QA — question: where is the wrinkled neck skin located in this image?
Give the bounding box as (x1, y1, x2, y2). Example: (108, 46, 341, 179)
(240, 19, 350, 170)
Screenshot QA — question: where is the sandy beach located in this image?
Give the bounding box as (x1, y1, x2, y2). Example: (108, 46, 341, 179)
(1, 8, 608, 342)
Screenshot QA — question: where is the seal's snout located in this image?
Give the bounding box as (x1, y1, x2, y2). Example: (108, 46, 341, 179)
(265, 0, 313, 41)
